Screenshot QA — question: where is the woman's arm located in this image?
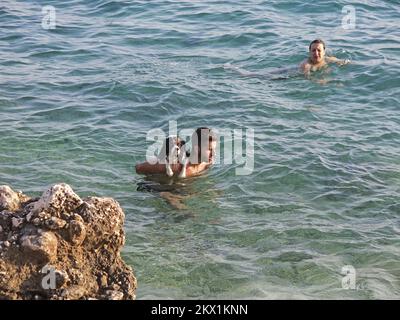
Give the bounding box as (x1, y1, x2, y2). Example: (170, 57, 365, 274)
(135, 162, 182, 175)
(135, 161, 211, 177)
(185, 163, 211, 177)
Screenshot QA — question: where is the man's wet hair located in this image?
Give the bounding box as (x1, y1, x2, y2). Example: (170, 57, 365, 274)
(309, 39, 326, 51)
(191, 127, 216, 164)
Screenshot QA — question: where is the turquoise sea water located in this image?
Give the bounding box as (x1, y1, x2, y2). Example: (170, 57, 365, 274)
(1, 0, 399, 299)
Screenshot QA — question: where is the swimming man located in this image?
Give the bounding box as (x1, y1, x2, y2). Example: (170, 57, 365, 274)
(300, 39, 350, 77)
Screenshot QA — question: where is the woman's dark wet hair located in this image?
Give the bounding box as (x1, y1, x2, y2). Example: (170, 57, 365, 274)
(190, 127, 216, 164)
(309, 39, 326, 51)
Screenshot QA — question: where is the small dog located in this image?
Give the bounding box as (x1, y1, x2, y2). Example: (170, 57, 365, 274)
(158, 136, 190, 178)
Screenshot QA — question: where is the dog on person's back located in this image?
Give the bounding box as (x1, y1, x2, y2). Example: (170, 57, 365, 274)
(157, 136, 190, 178)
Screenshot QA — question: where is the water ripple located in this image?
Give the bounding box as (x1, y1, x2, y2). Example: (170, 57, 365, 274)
(1, 0, 399, 300)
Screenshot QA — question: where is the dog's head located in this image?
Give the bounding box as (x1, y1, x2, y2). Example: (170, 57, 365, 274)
(158, 136, 187, 164)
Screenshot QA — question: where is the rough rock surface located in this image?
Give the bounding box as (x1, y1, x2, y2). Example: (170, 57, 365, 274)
(0, 184, 137, 300)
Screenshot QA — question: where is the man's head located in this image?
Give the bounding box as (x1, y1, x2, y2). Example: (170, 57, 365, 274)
(309, 39, 326, 64)
(190, 127, 217, 164)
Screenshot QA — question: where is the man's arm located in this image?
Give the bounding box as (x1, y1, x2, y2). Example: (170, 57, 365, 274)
(326, 56, 350, 65)
(299, 60, 311, 77)
(224, 63, 266, 78)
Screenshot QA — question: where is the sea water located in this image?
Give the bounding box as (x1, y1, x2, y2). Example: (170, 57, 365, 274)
(0, 0, 399, 299)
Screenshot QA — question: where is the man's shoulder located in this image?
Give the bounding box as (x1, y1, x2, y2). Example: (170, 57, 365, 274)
(300, 59, 311, 71)
(300, 58, 309, 66)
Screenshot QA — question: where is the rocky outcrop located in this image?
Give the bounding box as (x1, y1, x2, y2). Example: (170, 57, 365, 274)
(0, 184, 137, 300)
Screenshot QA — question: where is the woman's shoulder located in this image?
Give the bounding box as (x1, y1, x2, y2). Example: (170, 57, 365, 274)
(186, 162, 211, 177)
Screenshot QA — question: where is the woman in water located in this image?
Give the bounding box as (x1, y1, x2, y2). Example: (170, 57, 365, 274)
(135, 127, 217, 209)
(135, 127, 217, 178)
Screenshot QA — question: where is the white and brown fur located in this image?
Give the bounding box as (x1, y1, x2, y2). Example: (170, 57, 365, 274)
(158, 136, 190, 178)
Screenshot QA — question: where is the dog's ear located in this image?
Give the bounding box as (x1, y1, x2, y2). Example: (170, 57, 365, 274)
(166, 136, 180, 157)
(164, 137, 171, 156)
